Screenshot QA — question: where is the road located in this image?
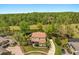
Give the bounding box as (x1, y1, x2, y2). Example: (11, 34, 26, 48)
(48, 39, 55, 55)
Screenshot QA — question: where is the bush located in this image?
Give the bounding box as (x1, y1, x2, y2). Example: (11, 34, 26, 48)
(46, 40, 51, 48)
(61, 38, 68, 47)
(34, 43, 39, 46)
(55, 38, 62, 46)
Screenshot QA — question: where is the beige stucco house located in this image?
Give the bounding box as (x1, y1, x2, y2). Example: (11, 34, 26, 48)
(30, 32, 47, 47)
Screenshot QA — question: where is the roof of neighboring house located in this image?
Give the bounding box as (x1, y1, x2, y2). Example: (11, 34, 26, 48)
(69, 42, 79, 52)
(31, 32, 47, 38)
(0, 37, 8, 43)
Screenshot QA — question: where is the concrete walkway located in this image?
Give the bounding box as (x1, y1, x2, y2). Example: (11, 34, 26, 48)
(48, 39, 55, 55)
(6, 45, 24, 55)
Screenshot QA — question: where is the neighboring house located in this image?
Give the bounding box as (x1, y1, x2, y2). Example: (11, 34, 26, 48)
(0, 37, 17, 48)
(0, 37, 17, 55)
(68, 42, 79, 55)
(0, 37, 9, 47)
(30, 32, 47, 47)
(68, 38, 79, 55)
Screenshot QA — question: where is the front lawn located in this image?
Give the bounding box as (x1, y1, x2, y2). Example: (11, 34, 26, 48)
(21, 45, 49, 54)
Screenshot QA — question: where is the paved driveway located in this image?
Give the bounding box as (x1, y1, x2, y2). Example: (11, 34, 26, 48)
(48, 39, 55, 55)
(6, 45, 24, 55)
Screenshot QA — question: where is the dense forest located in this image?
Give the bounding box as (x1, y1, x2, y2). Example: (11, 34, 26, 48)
(0, 12, 79, 38)
(0, 12, 79, 26)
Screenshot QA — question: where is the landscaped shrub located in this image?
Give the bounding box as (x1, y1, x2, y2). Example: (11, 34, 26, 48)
(55, 38, 62, 46)
(34, 43, 39, 47)
(61, 38, 68, 48)
(46, 40, 51, 48)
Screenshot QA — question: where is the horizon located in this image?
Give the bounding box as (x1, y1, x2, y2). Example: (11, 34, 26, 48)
(0, 4, 79, 14)
(0, 11, 79, 14)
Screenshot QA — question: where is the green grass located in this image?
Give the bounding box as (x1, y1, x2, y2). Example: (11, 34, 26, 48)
(53, 41, 62, 55)
(21, 45, 49, 53)
(9, 26, 21, 31)
(30, 25, 39, 30)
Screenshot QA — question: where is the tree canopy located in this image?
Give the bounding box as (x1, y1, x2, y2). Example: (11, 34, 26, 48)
(0, 12, 79, 26)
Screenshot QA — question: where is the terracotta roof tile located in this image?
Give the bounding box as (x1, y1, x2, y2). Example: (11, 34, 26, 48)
(39, 39, 46, 43)
(31, 32, 46, 38)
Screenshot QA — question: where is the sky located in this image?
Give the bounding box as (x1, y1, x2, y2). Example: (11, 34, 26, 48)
(0, 4, 79, 14)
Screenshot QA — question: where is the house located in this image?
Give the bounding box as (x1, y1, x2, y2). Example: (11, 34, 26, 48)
(30, 32, 47, 47)
(68, 38, 79, 55)
(0, 37, 17, 55)
(0, 37, 17, 48)
(0, 37, 9, 45)
(68, 42, 79, 55)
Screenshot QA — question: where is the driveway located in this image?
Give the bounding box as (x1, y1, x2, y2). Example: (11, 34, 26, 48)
(48, 39, 55, 55)
(6, 45, 24, 55)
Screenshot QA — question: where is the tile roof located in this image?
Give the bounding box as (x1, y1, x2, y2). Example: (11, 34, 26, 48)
(39, 39, 46, 43)
(31, 32, 46, 43)
(31, 32, 46, 38)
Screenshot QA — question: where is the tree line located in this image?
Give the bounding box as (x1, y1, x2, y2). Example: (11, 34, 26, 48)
(0, 12, 79, 38)
(0, 12, 79, 26)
